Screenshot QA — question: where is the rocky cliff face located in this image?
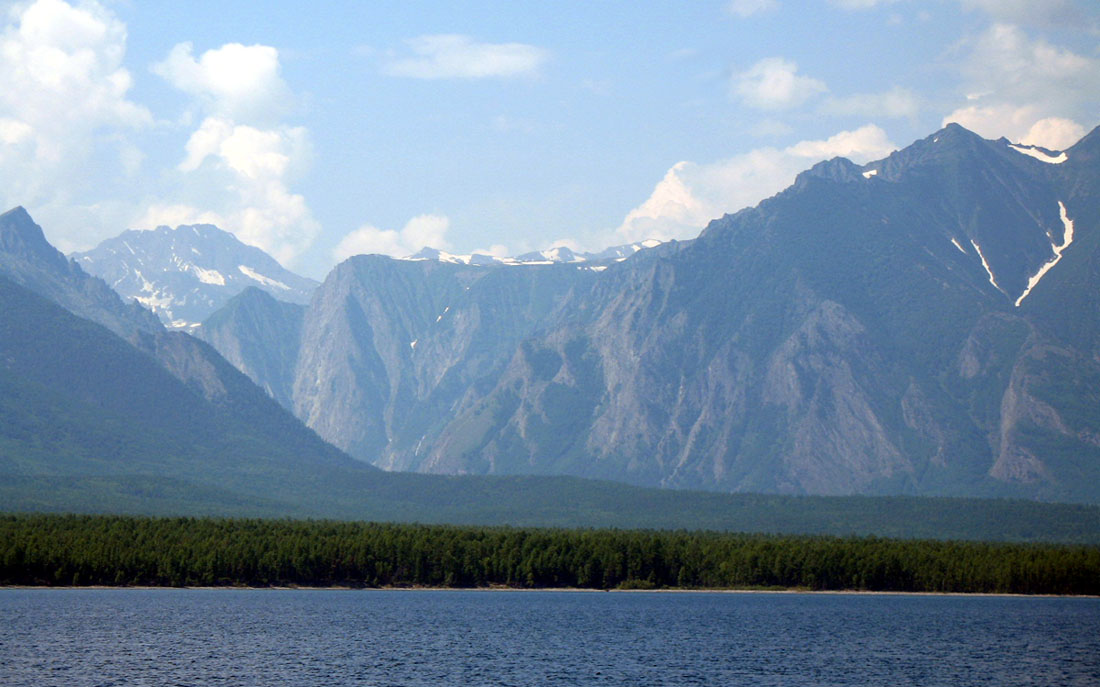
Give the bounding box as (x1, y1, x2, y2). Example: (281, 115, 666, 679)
(285, 255, 599, 468)
(200, 124, 1100, 502)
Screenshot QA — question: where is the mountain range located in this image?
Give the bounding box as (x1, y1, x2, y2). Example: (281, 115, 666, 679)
(189, 124, 1100, 503)
(3, 121, 1098, 513)
(72, 223, 664, 332)
(14, 200, 1084, 541)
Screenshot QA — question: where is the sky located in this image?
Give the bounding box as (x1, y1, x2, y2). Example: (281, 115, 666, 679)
(1, 1, 1098, 279)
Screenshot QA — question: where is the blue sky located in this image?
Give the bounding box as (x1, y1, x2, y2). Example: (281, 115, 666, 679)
(1, 0, 1098, 278)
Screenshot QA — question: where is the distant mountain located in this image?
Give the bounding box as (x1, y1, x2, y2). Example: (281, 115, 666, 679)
(404, 239, 663, 268)
(72, 224, 317, 329)
(201, 123, 1100, 503)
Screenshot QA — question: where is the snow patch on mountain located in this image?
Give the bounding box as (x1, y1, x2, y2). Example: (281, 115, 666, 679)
(402, 239, 664, 267)
(970, 240, 1004, 294)
(1008, 144, 1067, 164)
(192, 265, 226, 286)
(239, 265, 291, 291)
(1015, 202, 1075, 307)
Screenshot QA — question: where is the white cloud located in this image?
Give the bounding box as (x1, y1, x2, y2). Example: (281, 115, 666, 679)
(784, 125, 896, 159)
(383, 35, 548, 80)
(180, 117, 309, 179)
(961, 24, 1095, 102)
(822, 86, 919, 120)
(333, 214, 452, 261)
(942, 24, 1099, 149)
(1020, 118, 1086, 150)
(726, 0, 777, 17)
(165, 116, 316, 263)
(149, 39, 319, 265)
(0, 0, 150, 211)
(615, 125, 896, 243)
(152, 42, 289, 122)
(732, 58, 827, 110)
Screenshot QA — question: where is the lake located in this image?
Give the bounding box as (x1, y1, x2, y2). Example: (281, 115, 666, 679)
(1, 589, 1098, 686)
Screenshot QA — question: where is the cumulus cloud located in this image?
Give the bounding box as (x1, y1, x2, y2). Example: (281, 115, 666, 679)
(615, 125, 896, 243)
(333, 214, 452, 261)
(150, 40, 318, 265)
(1019, 117, 1086, 150)
(732, 58, 827, 110)
(941, 24, 1099, 149)
(0, 0, 150, 215)
(383, 35, 548, 79)
(152, 42, 290, 122)
(163, 116, 316, 263)
(726, 0, 777, 17)
(822, 86, 919, 120)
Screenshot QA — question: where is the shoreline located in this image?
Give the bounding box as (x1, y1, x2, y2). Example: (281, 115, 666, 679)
(2, 585, 1096, 598)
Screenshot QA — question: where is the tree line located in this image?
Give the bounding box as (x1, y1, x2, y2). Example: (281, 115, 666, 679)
(1, 514, 1097, 594)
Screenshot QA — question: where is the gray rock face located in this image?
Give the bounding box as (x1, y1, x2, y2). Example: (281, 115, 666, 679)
(197, 287, 304, 410)
(288, 256, 597, 468)
(72, 223, 317, 330)
(200, 124, 1100, 502)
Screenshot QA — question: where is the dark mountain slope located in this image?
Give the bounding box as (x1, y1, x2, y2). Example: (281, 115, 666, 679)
(0, 274, 357, 494)
(0, 207, 162, 339)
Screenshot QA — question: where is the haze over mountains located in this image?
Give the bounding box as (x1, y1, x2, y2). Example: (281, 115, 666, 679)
(4, 122, 1099, 508)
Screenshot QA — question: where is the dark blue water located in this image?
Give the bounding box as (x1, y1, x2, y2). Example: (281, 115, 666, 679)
(1, 589, 1098, 686)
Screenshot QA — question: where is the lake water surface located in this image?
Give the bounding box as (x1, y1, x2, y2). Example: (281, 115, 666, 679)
(1, 589, 1098, 686)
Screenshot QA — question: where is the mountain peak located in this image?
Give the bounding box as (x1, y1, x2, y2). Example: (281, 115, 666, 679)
(0, 205, 32, 224)
(73, 221, 318, 328)
(934, 122, 989, 145)
(0, 206, 68, 268)
(1, 206, 44, 242)
(795, 157, 863, 186)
